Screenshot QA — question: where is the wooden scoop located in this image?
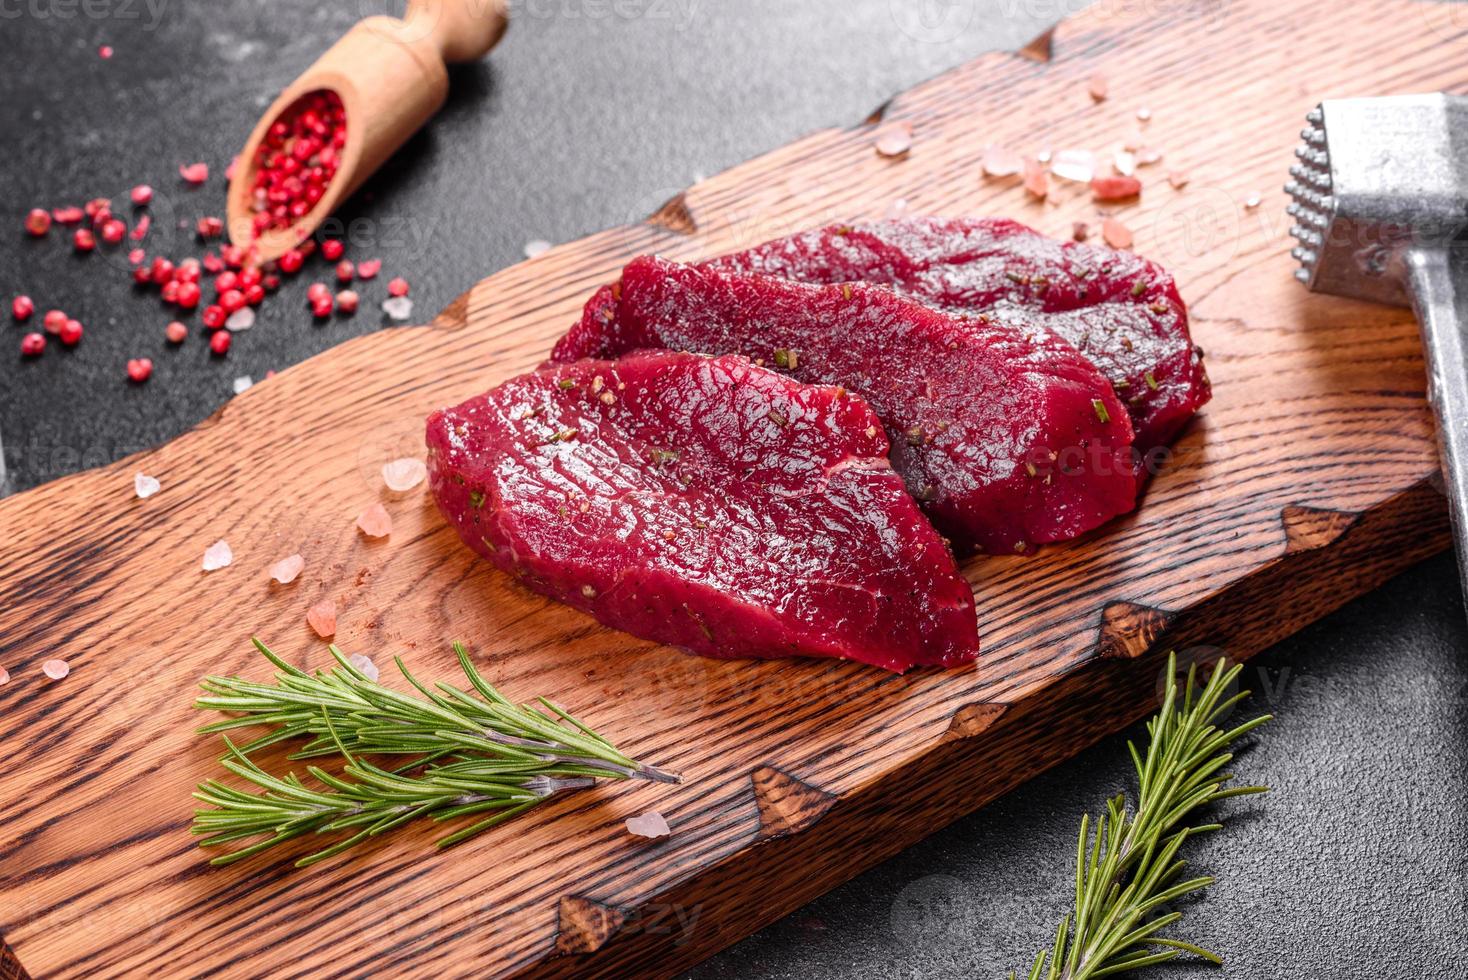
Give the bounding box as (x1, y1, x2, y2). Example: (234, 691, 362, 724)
(226, 0, 508, 263)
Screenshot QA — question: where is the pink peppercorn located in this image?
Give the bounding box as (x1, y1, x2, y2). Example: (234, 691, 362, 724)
(128, 248, 145, 265)
(335, 260, 354, 283)
(20, 332, 45, 356)
(197, 216, 224, 239)
(209, 330, 231, 355)
(356, 258, 381, 279)
(387, 277, 409, 297)
(335, 289, 359, 314)
(73, 228, 96, 252)
(321, 239, 345, 261)
(202, 305, 226, 330)
(306, 282, 331, 303)
(150, 257, 175, 284)
(130, 185, 153, 205)
(278, 249, 304, 274)
(160, 280, 181, 304)
(59, 319, 83, 347)
(311, 296, 333, 318)
(176, 282, 202, 310)
(165, 321, 188, 344)
(12, 296, 35, 321)
(100, 219, 127, 245)
(52, 206, 83, 225)
(126, 358, 153, 383)
(25, 208, 52, 237)
(219, 289, 246, 314)
(43, 309, 67, 334)
(244, 284, 265, 306)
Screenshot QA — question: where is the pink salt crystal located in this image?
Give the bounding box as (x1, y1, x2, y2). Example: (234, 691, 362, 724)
(306, 600, 338, 638)
(348, 653, 380, 682)
(523, 240, 553, 259)
(874, 122, 913, 158)
(1088, 72, 1108, 102)
(1136, 147, 1163, 167)
(134, 472, 160, 499)
(625, 810, 671, 838)
(1050, 149, 1095, 183)
(981, 145, 1023, 178)
(1167, 170, 1191, 189)
(202, 539, 233, 572)
(382, 457, 427, 493)
(1113, 150, 1137, 176)
(0, 666, 9, 686)
(1102, 217, 1134, 249)
(356, 503, 393, 538)
(1023, 158, 1049, 199)
(42, 659, 70, 680)
(270, 553, 305, 585)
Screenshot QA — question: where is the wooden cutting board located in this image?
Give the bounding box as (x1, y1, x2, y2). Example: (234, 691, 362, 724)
(2, 0, 1461, 975)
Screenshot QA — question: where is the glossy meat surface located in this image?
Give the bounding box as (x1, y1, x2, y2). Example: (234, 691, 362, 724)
(555, 256, 1137, 554)
(558, 216, 1207, 455)
(426, 351, 978, 671)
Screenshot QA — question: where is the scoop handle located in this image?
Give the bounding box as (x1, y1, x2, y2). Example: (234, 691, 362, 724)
(406, 0, 509, 64)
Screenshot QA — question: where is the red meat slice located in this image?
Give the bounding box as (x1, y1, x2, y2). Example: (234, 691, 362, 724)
(426, 350, 978, 672)
(555, 256, 1137, 555)
(556, 216, 1207, 457)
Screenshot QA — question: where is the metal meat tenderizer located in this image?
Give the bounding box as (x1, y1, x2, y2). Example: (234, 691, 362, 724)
(1288, 93, 1468, 600)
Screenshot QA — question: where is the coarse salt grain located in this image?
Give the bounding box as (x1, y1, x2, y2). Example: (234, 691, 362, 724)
(202, 539, 233, 572)
(232, 375, 253, 394)
(270, 553, 305, 584)
(348, 653, 380, 682)
(225, 307, 256, 331)
(523, 239, 553, 259)
(0, 666, 9, 685)
(1136, 106, 1152, 122)
(382, 457, 427, 493)
(307, 600, 337, 638)
(874, 122, 913, 158)
(625, 810, 671, 838)
(382, 296, 413, 321)
(42, 659, 70, 680)
(981, 145, 1023, 177)
(1167, 170, 1191, 189)
(1102, 217, 1134, 249)
(356, 503, 393, 538)
(884, 197, 909, 219)
(1050, 149, 1095, 183)
(1113, 150, 1137, 176)
(1244, 192, 1261, 209)
(1088, 72, 1108, 102)
(134, 472, 161, 499)
(1023, 158, 1049, 199)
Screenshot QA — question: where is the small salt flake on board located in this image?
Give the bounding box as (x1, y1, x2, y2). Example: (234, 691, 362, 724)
(523, 239, 553, 259)
(225, 307, 255, 332)
(981, 145, 1023, 177)
(1167, 170, 1191, 189)
(348, 653, 380, 682)
(382, 296, 413, 321)
(232, 375, 253, 395)
(133, 472, 160, 499)
(0, 666, 9, 686)
(873, 122, 913, 158)
(1244, 192, 1262, 209)
(1136, 106, 1152, 122)
(1113, 150, 1137, 177)
(179, 162, 209, 185)
(202, 539, 233, 572)
(382, 457, 427, 493)
(1102, 217, 1134, 249)
(1023, 158, 1049, 199)
(884, 197, 910, 220)
(1135, 147, 1163, 167)
(269, 553, 305, 584)
(1087, 72, 1108, 102)
(625, 810, 671, 838)
(42, 659, 70, 680)
(1050, 149, 1095, 183)
(357, 503, 393, 538)
(306, 600, 337, 639)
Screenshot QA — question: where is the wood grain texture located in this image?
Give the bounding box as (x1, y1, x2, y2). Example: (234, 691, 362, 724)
(0, 0, 1460, 976)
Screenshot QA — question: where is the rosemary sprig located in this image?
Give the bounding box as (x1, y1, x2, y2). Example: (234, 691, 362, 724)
(1015, 653, 1271, 979)
(192, 640, 677, 866)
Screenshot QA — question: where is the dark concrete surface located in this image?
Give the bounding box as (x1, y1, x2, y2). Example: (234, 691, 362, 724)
(1, 2, 1464, 976)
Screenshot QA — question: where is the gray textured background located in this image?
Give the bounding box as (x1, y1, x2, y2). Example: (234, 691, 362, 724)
(1, 1, 1465, 976)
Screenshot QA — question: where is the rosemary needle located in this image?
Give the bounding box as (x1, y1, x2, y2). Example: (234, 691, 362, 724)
(1014, 652, 1270, 979)
(192, 640, 678, 866)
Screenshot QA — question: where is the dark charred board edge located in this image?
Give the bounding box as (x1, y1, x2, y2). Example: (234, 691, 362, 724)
(1, 936, 31, 980)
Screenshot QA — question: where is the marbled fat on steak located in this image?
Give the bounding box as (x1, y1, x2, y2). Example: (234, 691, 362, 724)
(557, 216, 1207, 457)
(553, 256, 1137, 555)
(426, 350, 978, 672)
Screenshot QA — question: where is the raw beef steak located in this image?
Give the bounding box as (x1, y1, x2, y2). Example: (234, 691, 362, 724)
(557, 217, 1207, 457)
(554, 256, 1137, 554)
(426, 350, 978, 672)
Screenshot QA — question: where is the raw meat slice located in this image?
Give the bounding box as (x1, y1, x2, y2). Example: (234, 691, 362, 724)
(556, 256, 1137, 554)
(556, 217, 1207, 456)
(426, 350, 978, 672)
